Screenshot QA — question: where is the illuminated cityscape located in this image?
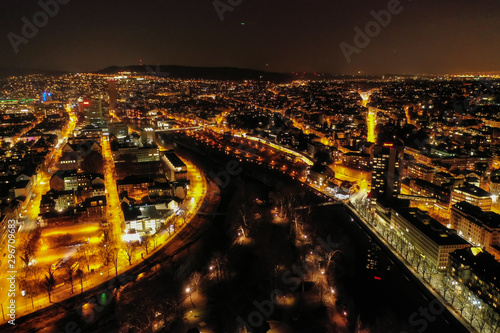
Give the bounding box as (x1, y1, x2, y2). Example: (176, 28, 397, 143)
(1, 1, 500, 333)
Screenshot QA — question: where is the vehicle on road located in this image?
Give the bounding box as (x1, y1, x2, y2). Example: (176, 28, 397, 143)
(51, 259, 64, 270)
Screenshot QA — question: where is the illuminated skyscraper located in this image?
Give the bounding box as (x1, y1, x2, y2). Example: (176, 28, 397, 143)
(370, 142, 404, 201)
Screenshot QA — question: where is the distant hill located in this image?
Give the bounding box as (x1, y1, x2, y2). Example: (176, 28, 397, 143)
(96, 65, 294, 82)
(0, 67, 67, 79)
(4, 65, 448, 81)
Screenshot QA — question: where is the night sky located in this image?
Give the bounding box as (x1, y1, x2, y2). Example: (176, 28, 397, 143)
(1, 0, 499, 75)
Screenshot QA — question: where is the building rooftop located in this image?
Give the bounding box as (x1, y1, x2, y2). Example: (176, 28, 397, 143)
(117, 176, 154, 186)
(450, 247, 500, 290)
(453, 184, 491, 198)
(123, 204, 160, 221)
(435, 171, 454, 178)
(394, 207, 470, 246)
(83, 195, 106, 207)
(164, 152, 186, 168)
(453, 201, 500, 229)
(410, 162, 435, 171)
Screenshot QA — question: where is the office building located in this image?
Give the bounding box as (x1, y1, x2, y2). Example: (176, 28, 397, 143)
(108, 122, 129, 139)
(407, 162, 435, 182)
(451, 184, 492, 211)
(449, 247, 500, 312)
(451, 201, 500, 259)
(162, 152, 187, 181)
(79, 100, 105, 125)
(371, 142, 404, 200)
(391, 207, 470, 271)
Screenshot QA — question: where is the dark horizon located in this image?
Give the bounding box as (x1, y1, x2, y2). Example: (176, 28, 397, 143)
(5, 63, 500, 77)
(1, 0, 499, 75)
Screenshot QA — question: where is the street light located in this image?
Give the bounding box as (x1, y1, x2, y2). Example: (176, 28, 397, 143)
(186, 287, 195, 307)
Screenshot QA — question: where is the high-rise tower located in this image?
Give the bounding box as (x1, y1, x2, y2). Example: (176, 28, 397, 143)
(370, 142, 404, 201)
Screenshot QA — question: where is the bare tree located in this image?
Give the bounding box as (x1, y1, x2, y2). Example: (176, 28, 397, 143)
(22, 266, 40, 309)
(290, 215, 303, 240)
(121, 297, 157, 333)
(76, 268, 84, 293)
(122, 242, 136, 266)
(468, 303, 480, 324)
(98, 241, 112, 267)
(489, 310, 500, 333)
(421, 261, 435, 282)
(65, 263, 76, 294)
(77, 243, 95, 272)
(475, 306, 492, 333)
(324, 249, 342, 270)
(396, 237, 405, 253)
(238, 205, 249, 238)
(449, 287, 459, 306)
(42, 267, 56, 303)
(401, 242, 410, 259)
(19, 229, 40, 268)
(189, 271, 202, 293)
(438, 276, 452, 299)
(456, 294, 468, 316)
(140, 235, 151, 255)
(109, 247, 120, 277)
(209, 252, 228, 283)
(283, 194, 298, 222)
(19, 265, 34, 292)
(158, 297, 184, 331)
(100, 225, 111, 245)
(311, 270, 326, 306)
(416, 255, 425, 273)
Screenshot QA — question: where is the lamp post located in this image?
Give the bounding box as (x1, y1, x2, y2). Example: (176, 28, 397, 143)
(186, 287, 195, 307)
